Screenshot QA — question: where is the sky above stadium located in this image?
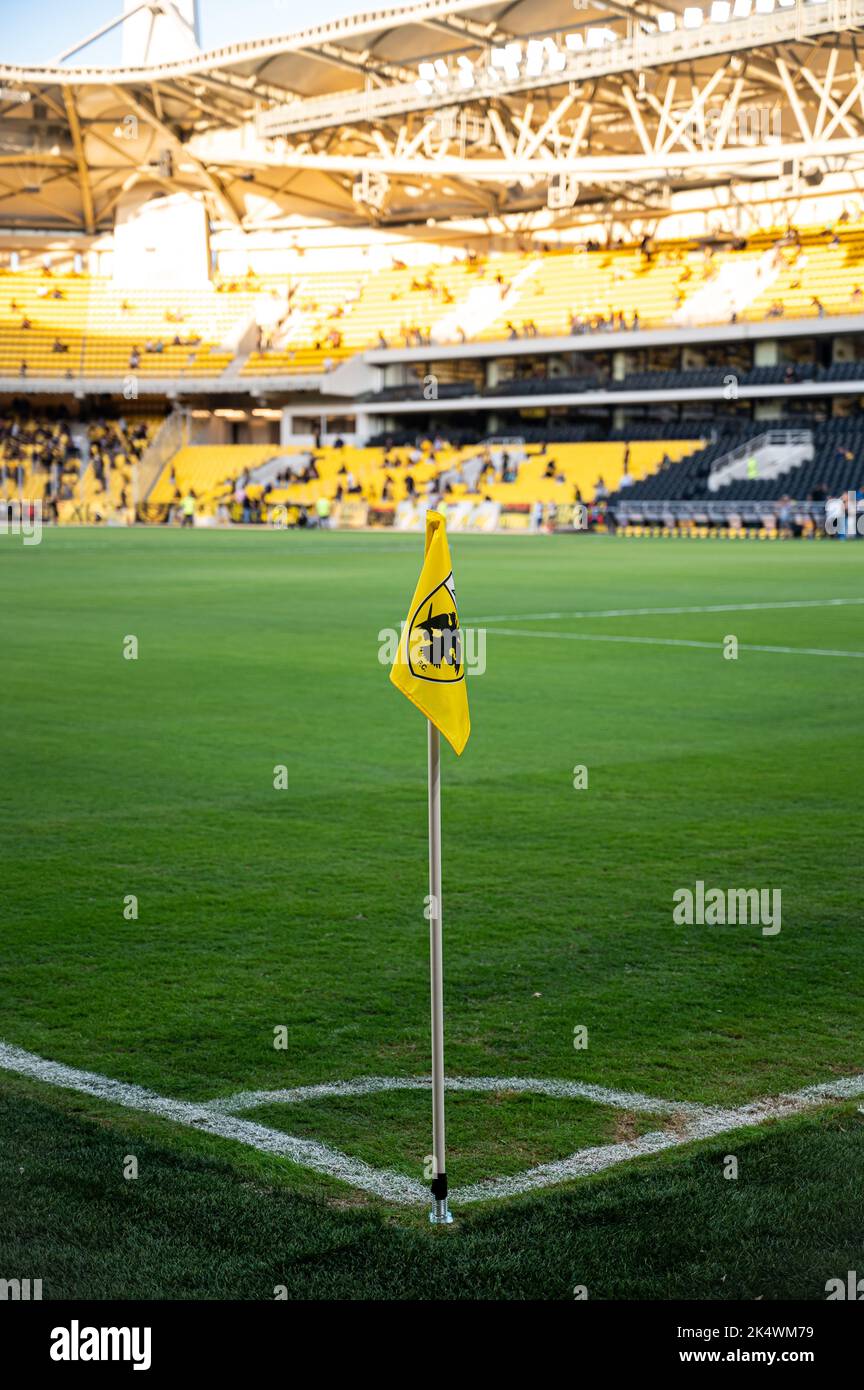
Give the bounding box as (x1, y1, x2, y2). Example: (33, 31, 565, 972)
(3, 0, 407, 65)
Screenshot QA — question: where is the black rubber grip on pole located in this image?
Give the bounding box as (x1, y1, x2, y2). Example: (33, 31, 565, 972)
(431, 1172, 448, 1200)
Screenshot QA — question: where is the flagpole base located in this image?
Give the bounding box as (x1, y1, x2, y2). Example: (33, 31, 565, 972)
(429, 1198, 454, 1225)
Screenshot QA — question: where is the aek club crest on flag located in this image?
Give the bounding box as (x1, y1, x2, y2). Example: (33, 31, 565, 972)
(407, 576, 463, 682)
(390, 510, 470, 755)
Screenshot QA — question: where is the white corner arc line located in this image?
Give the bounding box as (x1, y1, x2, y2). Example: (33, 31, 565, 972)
(485, 628, 864, 659)
(2, 1040, 862, 1207)
(211, 1074, 709, 1116)
(454, 1072, 864, 1203)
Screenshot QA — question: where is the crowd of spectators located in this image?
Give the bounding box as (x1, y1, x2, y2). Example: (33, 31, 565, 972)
(0, 411, 150, 519)
(0, 414, 78, 493)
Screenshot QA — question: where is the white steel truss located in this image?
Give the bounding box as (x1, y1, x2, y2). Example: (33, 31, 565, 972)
(3, 0, 864, 230)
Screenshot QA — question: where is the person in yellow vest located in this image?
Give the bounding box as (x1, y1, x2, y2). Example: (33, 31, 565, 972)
(316, 496, 331, 529)
(181, 490, 196, 527)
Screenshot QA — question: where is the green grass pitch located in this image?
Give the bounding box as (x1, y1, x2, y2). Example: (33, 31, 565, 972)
(1, 528, 862, 1298)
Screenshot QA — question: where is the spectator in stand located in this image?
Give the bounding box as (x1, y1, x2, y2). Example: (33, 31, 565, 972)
(594, 475, 609, 500)
(503, 452, 519, 484)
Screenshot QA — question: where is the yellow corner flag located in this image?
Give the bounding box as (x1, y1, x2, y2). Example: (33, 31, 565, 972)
(390, 510, 470, 755)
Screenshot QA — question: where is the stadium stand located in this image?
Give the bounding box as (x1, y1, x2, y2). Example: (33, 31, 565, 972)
(3, 0, 864, 537)
(0, 269, 253, 380)
(5, 223, 864, 386)
(609, 422, 864, 506)
(0, 410, 156, 521)
(142, 437, 704, 519)
(148, 444, 287, 508)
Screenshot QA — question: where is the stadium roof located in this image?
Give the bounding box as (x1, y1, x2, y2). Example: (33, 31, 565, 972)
(2, 0, 864, 233)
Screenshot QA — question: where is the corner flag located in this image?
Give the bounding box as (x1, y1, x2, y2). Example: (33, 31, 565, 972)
(389, 508, 470, 1225)
(389, 510, 470, 756)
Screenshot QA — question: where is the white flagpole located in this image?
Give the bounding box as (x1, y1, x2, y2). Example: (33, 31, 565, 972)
(427, 720, 452, 1224)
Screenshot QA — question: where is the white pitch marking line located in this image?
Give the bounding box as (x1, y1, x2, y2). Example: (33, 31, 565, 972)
(0, 1041, 425, 1205)
(485, 628, 864, 659)
(213, 1074, 709, 1116)
(2, 1040, 862, 1207)
(455, 1072, 864, 1203)
(474, 598, 864, 623)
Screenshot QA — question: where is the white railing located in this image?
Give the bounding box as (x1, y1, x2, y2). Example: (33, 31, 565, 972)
(139, 412, 187, 501)
(709, 429, 811, 474)
(258, 0, 862, 136)
(707, 428, 813, 492)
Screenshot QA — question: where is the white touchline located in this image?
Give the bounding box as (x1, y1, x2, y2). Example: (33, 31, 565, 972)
(485, 628, 864, 659)
(473, 598, 864, 623)
(2, 1041, 863, 1206)
(0, 1040, 425, 1205)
